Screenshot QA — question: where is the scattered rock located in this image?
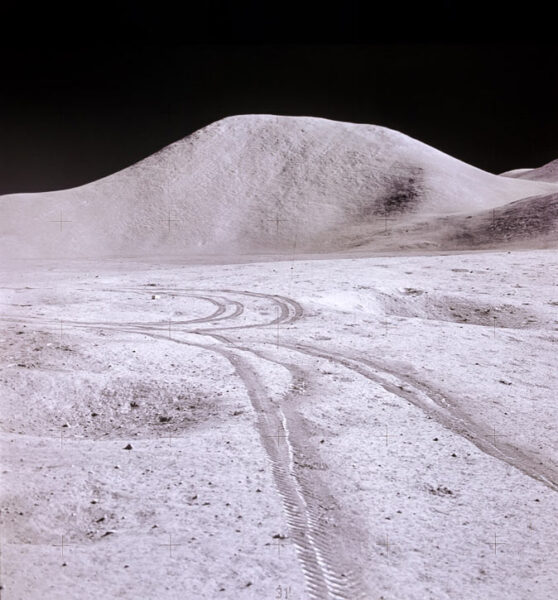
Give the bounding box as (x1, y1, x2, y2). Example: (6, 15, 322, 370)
(403, 287, 424, 296)
(428, 484, 454, 497)
(101, 530, 115, 537)
(123, 444, 133, 450)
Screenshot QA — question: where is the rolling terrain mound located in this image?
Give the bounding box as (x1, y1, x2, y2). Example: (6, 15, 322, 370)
(1, 114, 557, 258)
(501, 159, 558, 183)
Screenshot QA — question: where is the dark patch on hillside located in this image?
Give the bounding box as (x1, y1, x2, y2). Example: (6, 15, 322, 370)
(377, 167, 424, 216)
(352, 165, 424, 224)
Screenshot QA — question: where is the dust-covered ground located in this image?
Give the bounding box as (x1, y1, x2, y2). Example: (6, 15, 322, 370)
(1, 249, 557, 599)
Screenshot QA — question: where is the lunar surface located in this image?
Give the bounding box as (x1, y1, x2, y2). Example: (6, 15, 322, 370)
(1, 115, 557, 599)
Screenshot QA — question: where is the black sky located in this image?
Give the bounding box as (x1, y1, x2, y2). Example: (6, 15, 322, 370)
(1, 1, 557, 194)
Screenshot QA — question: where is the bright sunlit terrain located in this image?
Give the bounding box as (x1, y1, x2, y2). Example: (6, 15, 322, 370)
(1, 116, 557, 599)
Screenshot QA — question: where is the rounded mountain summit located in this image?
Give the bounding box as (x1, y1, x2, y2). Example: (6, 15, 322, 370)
(2, 114, 557, 258)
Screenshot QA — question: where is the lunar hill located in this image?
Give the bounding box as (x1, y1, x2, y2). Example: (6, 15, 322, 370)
(500, 158, 558, 184)
(1, 114, 557, 258)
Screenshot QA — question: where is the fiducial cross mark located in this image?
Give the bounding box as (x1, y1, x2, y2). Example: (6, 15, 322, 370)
(486, 533, 506, 555)
(53, 535, 71, 559)
(161, 210, 179, 233)
(48, 212, 72, 231)
(270, 535, 287, 557)
(381, 534, 391, 556)
(487, 427, 507, 445)
(266, 427, 288, 447)
(159, 534, 183, 558)
(379, 210, 396, 235)
(266, 213, 287, 235)
(375, 425, 392, 446)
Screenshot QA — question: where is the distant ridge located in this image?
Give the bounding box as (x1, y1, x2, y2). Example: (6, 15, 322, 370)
(500, 159, 558, 184)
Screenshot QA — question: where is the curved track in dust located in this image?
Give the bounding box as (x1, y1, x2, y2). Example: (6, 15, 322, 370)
(276, 342, 558, 493)
(109, 289, 367, 600)
(5, 285, 556, 599)
(145, 288, 558, 493)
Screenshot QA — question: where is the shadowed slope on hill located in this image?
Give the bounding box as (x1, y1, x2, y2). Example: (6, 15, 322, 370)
(310, 193, 558, 253)
(1, 115, 557, 258)
(443, 192, 558, 248)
